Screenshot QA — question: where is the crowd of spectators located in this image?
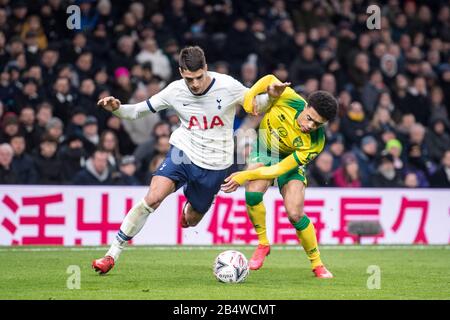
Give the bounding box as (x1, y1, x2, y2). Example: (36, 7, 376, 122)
(0, 0, 449, 188)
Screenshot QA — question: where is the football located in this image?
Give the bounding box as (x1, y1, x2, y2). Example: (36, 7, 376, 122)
(212, 250, 249, 283)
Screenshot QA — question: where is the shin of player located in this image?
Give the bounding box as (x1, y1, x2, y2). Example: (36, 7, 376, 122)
(106, 199, 155, 261)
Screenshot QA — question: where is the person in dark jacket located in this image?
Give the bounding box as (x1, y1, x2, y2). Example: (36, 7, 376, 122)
(429, 150, 450, 188)
(10, 134, 38, 184)
(0, 143, 19, 184)
(72, 148, 112, 185)
(112, 155, 140, 186)
(425, 117, 450, 164)
(340, 101, 369, 150)
(32, 134, 64, 184)
(371, 151, 404, 187)
(59, 134, 88, 183)
(307, 150, 334, 187)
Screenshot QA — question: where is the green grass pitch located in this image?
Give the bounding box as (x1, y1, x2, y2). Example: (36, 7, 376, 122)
(0, 245, 448, 300)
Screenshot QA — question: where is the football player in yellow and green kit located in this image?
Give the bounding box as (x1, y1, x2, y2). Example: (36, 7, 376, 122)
(221, 74, 338, 278)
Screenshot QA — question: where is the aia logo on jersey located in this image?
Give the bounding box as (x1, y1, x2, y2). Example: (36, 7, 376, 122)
(188, 115, 224, 130)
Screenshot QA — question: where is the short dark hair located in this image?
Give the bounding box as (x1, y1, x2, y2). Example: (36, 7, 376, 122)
(179, 46, 206, 71)
(307, 90, 338, 121)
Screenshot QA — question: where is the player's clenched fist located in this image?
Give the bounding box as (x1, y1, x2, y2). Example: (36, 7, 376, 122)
(97, 96, 121, 112)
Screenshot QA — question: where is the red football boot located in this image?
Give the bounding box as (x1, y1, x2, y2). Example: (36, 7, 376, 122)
(312, 265, 333, 278)
(92, 256, 115, 275)
(249, 244, 271, 270)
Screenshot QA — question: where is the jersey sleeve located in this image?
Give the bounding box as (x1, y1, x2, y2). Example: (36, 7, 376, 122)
(147, 82, 176, 112)
(243, 74, 281, 113)
(232, 154, 299, 185)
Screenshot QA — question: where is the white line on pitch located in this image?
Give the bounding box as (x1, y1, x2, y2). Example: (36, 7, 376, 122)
(0, 245, 448, 252)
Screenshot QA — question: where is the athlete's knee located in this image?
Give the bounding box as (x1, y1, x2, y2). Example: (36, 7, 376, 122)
(144, 193, 165, 209)
(286, 208, 305, 224)
(245, 191, 264, 206)
(185, 206, 204, 226)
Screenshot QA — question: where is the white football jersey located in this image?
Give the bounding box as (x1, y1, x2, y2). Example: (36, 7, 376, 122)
(147, 71, 247, 170)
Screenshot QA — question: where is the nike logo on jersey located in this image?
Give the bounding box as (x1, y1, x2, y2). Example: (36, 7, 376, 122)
(182, 103, 190, 106)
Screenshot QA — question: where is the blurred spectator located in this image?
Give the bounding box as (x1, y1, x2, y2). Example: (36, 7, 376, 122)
(371, 152, 403, 188)
(143, 135, 171, 184)
(353, 135, 378, 187)
(59, 134, 88, 183)
(113, 155, 140, 186)
(289, 44, 323, 86)
(105, 115, 136, 156)
(82, 115, 99, 154)
(403, 171, 419, 188)
(340, 101, 368, 149)
(402, 76, 431, 126)
(45, 117, 64, 143)
(425, 117, 450, 164)
(98, 129, 121, 171)
(429, 150, 450, 188)
(136, 38, 172, 81)
(134, 121, 171, 178)
(0, 113, 21, 143)
(10, 134, 37, 184)
(72, 149, 112, 185)
(18, 105, 41, 152)
(307, 151, 334, 187)
(32, 134, 63, 184)
(122, 87, 161, 145)
(332, 152, 362, 188)
(385, 139, 404, 171)
(0, 143, 19, 184)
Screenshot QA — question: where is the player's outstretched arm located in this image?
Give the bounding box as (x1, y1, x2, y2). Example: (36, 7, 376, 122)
(97, 96, 152, 120)
(221, 154, 300, 193)
(243, 74, 290, 115)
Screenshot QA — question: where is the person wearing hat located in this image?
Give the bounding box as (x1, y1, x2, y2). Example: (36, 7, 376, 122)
(113, 66, 134, 103)
(385, 138, 404, 170)
(82, 115, 99, 154)
(112, 155, 140, 186)
(353, 135, 378, 186)
(371, 151, 403, 187)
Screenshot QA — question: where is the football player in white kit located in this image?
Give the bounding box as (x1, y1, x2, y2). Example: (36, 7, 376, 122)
(92, 46, 276, 274)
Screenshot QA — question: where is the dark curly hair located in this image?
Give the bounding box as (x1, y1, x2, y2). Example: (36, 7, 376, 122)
(307, 90, 338, 121)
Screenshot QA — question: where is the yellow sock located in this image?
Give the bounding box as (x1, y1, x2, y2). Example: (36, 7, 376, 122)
(246, 192, 269, 246)
(293, 215, 323, 269)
